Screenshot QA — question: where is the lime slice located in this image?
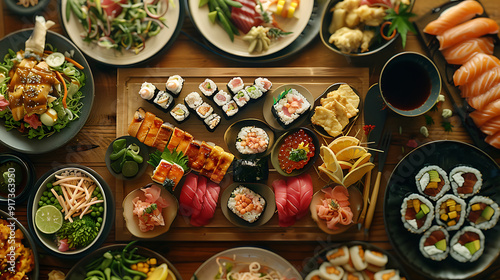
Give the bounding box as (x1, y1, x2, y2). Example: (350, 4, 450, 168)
(147, 263, 169, 280)
(35, 205, 63, 234)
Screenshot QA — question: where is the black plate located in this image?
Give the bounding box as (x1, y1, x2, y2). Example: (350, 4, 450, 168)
(384, 140, 500, 279)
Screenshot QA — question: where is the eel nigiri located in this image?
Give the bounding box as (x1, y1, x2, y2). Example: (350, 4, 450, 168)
(480, 115, 500, 136)
(460, 67, 500, 98)
(453, 53, 500, 86)
(424, 0, 484, 35)
(437, 18, 499, 50)
(468, 83, 500, 110)
(442, 37, 494, 65)
(470, 98, 500, 127)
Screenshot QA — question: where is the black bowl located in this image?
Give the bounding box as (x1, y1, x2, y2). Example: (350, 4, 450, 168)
(0, 152, 35, 205)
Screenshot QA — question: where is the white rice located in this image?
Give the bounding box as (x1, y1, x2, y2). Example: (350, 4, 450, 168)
(213, 90, 232, 107)
(449, 166, 482, 199)
(450, 226, 484, 263)
(419, 225, 449, 261)
(184, 92, 203, 109)
(235, 126, 269, 154)
(195, 102, 213, 119)
(227, 186, 265, 223)
(245, 85, 263, 100)
(170, 103, 189, 122)
(233, 89, 250, 107)
(400, 193, 434, 234)
(467, 196, 500, 230)
(254, 77, 272, 93)
(272, 89, 311, 126)
(415, 165, 450, 201)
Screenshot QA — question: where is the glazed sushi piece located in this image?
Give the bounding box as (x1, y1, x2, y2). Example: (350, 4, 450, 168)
(166, 162, 185, 190)
(153, 91, 174, 111)
(211, 151, 235, 183)
(400, 194, 434, 234)
(200, 146, 224, 178)
(204, 113, 221, 132)
(166, 127, 185, 152)
(227, 185, 265, 223)
(450, 226, 485, 262)
(165, 75, 184, 97)
(419, 225, 449, 261)
(435, 194, 466, 231)
(272, 88, 311, 128)
(184, 92, 203, 111)
(233, 89, 250, 108)
(128, 107, 146, 137)
(245, 85, 263, 101)
(415, 165, 450, 201)
(152, 122, 174, 152)
(199, 78, 218, 98)
(326, 246, 350, 266)
(151, 159, 172, 184)
(222, 100, 239, 119)
(176, 131, 193, 154)
(233, 158, 268, 183)
(185, 140, 202, 169)
(190, 141, 213, 172)
(318, 262, 344, 280)
(449, 166, 483, 199)
(213, 90, 232, 107)
(227, 77, 245, 95)
(138, 82, 156, 101)
(254, 77, 272, 93)
(467, 196, 500, 230)
(374, 269, 401, 280)
(136, 111, 156, 142)
(196, 102, 214, 119)
(170, 103, 190, 123)
(143, 117, 163, 147)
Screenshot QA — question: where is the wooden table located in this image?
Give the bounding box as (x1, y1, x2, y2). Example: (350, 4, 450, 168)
(1, 0, 500, 279)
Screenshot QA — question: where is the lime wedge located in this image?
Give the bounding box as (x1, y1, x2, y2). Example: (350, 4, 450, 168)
(35, 205, 63, 234)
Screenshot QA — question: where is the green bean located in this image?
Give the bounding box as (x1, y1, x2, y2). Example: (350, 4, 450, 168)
(215, 0, 231, 19)
(121, 262, 147, 278)
(86, 270, 105, 278)
(216, 7, 234, 42)
(104, 268, 111, 280)
(224, 0, 242, 8)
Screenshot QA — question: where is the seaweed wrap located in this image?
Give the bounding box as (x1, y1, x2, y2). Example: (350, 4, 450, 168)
(400, 194, 434, 234)
(450, 226, 485, 262)
(419, 225, 449, 261)
(467, 196, 500, 230)
(184, 91, 203, 111)
(165, 75, 184, 97)
(153, 90, 173, 111)
(415, 165, 450, 201)
(449, 166, 482, 199)
(435, 194, 466, 231)
(204, 113, 221, 132)
(169, 103, 189, 123)
(233, 158, 268, 183)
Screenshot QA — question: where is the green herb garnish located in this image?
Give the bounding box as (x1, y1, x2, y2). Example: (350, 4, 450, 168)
(384, 3, 416, 48)
(273, 88, 292, 105)
(289, 148, 308, 162)
(267, 28, 293, 39)
(442, 121, 454, 132)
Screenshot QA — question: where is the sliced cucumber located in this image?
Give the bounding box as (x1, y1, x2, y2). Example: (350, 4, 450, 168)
(46, 52, 66, 68)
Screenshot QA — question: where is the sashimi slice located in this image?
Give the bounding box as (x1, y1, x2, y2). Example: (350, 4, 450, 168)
(272, 179, 295, 227)
(470, 98, 500, 127)
(286, 177, 301, 218)
(453, 53, 500, 86)
(468, 83, 500, 110)
(424, 0, 484, 35)
(231, 12, 256, 34)
(235, 0, 256, 8)
(297, 174, 313, 219)
(460, 67, 500, 98)
(485, 130, 500, 149)
(480, 115, 500, 135)
(191, 175, 207, 219)
(436, 18, 499, 50)
(179, 173, 198, 216)
(442, 37, 495, 65)
(191, 182, 220, 227)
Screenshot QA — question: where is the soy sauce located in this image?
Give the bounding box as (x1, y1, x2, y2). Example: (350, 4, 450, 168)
(381, 60, 432, 111)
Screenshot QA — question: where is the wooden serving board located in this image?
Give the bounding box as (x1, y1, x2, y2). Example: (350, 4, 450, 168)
(115, 67, 369, 241)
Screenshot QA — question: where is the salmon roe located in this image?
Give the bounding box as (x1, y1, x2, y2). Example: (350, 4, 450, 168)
(278, 129, 315, 174)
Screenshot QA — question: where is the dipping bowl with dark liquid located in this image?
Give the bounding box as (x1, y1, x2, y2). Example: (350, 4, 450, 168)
(379, 52, 441, 117)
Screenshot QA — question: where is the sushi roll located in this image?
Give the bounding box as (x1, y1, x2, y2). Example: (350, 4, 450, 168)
(165, 75, 184, 97)
(222, 100, 239, 119)
(233, 158, 268, 183)
(233, 89, 250, 108)
(169, 103, 190, 123)
(305, 270, 324, 280)
(419, 225, 450, 261)
(245, 85, 263, 101)
(349, 246, 367, 271)
(184, 92, 203, 111)
(449, 166, 482, 199)
(235, 126, 269, 154)
(196, 102, 214, 119)
(138, 82, 156, 101)
(435, 194, 466, 231)
(227, 185, 265, 223)
(199, 78, 218, 98)
(450, 226, 485, 262)
(272, 88, 311, 128)
(204, 113, 221, 132)
(254, 77, 272, 93)
(153, 90, 174, 111)
(326, 246, 350, 266)
(227, 77, 245, 95)
(342, 272, 362, 280)
(415, 165, 450, 201)
(373, 269, 400, 280)
(467, 196, 500, 230)
(365, 250, 388, 271)
(213, 90, 232, 107)
(319, 262, 344, 280)
(400, 194, 434, 234)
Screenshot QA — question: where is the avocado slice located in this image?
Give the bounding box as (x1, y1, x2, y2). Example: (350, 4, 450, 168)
(421, 204, 430, 215)
(465, 240, 480, 255)
(428, 170, 441, 182)
(435, 239, 447, 251)
(199, 0, 209, 7)
(415, 210, 425, 220)
(208, 11, 218, 23)
(481, 206, 495, 221)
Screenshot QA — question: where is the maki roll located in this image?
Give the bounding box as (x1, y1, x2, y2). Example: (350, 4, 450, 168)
(138, 82, 156, 101)
(184, 92, 203, 111)
(349, 246, 367, 271)
(153, 91, 173, 111)
(449, 166, 482, 199)
(400, 194, 434, 234)
(415, 165, 450, 201)
(245, 85, 263, 101)
(204, 113, 221, 132)
(227, 77, 245, 95)
(374, 270, 401, 280)
(326, 246, 350, 266)
(419, 225, 450, 261)
(318, 262, 344, 280)
(365, 250, 388, 272)
(435, 194, 466, 231)
(450, 226, 484, 262)
(233, 158, 268, 183)
(222, 100, 239, 119)
(169, 103, 190, 123)
(196, 102, 213, 119)
(467, 196, 500, 230)
(165, 75, 184, 97)
(342, 272, 363, 280)
(213, 90, 232, 107)
(272, 88, 311, 128)
(235, 126, 269, 155)
(199, 78, 218, 98)
(254, 77, 272, 93)
(233, 89, 250, 108)
(227, 185, 265, 223)
(305, 270, 323, 280)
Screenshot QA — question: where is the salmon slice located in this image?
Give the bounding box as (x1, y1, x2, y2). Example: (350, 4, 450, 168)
(424, 0, 484, 35)
(453, 53, 500, 86)
(469, 98, 500, 127)
(468, 83, 500, 110)
(460, 67, 500, 98)
(437, 18, 499, 50)
(480, 115, 500, 135)
(442, 37, 494, 65)
(485, 130, 500, 149)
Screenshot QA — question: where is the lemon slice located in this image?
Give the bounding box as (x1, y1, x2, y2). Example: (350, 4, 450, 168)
(337, 161, 353, 170)
(350, 152, 372, 171)
(343, 162, 375, 188)
(35, 205, 63, 234)
(320, 145, 342, 177)
(166, 269, 176, 280)
(336, 146, 367, 162)
(319, 165, 343, 185)
(328, 136, 360, 154)
(147, 263, 169, 280)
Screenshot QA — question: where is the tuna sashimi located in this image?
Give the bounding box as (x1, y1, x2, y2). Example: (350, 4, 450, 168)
(442, 37, 495, 65)
(179, 173, 198, 216)
(231, 0, 263, 34)
(468, 83, 500, 110)
(191, 175, 207, 218)
(453, 53, 500, 86)
(460, 67, 500, 98)
(470, 98, 500, 127)
(424, 0, 484, 36)
(191, 182, 220, 227)
(286, 176, 301, 217)
(436, 18, 499, 50)
(297, 173, 313, 219)
(272, 179, 295, 227)
(480, 115, 500, 135)
(485, 130, 500, 149)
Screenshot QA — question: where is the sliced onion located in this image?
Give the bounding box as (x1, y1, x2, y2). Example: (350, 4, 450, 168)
(144, 0, 168, 19)
(130, 32, 146, 54)
(142, 17, 166, 29)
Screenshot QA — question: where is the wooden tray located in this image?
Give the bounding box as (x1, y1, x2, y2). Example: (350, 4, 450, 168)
(115, 67, 369, 241)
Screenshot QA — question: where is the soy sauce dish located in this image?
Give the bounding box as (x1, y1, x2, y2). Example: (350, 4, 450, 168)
(0, 153, 35, 205)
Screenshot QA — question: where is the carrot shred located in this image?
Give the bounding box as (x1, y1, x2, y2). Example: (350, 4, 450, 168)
(380, 21, 396, 41)
(43, 50, 84, 70)
(55, 71, 68, 109)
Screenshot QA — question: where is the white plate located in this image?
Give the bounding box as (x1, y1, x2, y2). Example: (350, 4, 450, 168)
(60, 0, 182, 66)
(188, 0, 314, 57)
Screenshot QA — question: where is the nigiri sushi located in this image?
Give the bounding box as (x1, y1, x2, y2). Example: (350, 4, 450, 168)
(453, 53, 500, 86)
(424, 0, 484, 36)
(467, 83, 500, 110)
(479, 115, 500, 135)
(460, 67, 500, 97)
(470, 98, 500, 127)
(437, 18, 499, 50)
(442, 37, 495, 65)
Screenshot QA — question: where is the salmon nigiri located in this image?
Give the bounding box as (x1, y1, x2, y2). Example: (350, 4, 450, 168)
(424, 0, 484, 35)
(460, 67, 500, 98)
(442, 37, 494, 65)
(468, 83, 500, 110)
(453, 53, 500, 86)
(485, 130, 500, 149)
(470, 98, 500, 127)
(480, 115, 500, 135)
(437, 18, 499, 50)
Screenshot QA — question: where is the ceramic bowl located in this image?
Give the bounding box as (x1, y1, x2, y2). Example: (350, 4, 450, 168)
(105, 136, 150, 180)
(4, 0, 50, 16)
(224, 118, 275, 159)
(0, 153, 35, 205)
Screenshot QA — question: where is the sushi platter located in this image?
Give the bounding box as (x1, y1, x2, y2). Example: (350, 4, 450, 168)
(115, 67, 369, 241)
